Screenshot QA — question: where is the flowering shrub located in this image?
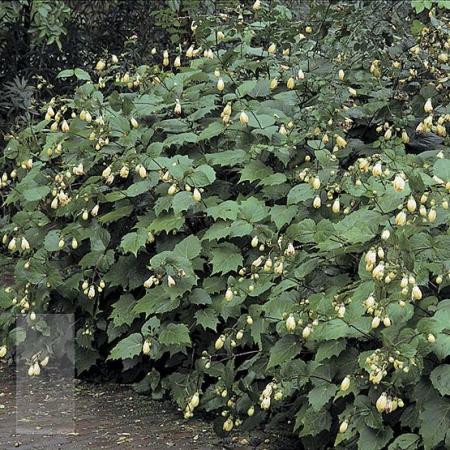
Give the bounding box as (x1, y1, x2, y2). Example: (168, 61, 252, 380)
(1, 1, 450, 448)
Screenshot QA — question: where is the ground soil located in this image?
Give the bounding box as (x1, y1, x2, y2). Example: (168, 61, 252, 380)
(0, 363, 298, 450)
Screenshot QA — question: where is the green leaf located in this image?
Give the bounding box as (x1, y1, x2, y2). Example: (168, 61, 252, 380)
(163, 132, 198, 147)
(199, 122, 224, 140)
(270, 205, 297, 229)
(120, 229, 148, 256)
(74, 68, 91, 80)
(173, 235, 202, 260)
(44, 229, 61, 251)
(210, 243, 243, 275)
(57, 69, 75, 78)
(125, 179, 157, 197)
(418, 385, 450, 449)
(23, 186, 50, 202)
(172, 191, 196, 214)
(430, 365, 450, 396)
(357, 426, 394, 450)
(110, 294, 136, 327)
(189, 288, 212, 305)
(207, 201, 239, 221)
(239, 197, 268, 223)
(148, 214, 184, 234)
(195, 308, 220, 331)
(133, 288, 180, 317)
(108, 333, 143, 360)
(239, 160, 272, 183)
(433, 159, 450, 181)
(267, 335, 302, 369)
(189, 164, 216, 187)
(315, 340, 347, 362)
(287, 184, 314, 205)
(206, 150, 248, 167)
(388, 434, 420, 450)
(159, 323, 191, 346)
(308, 383, 337, 412)
(247, 114, 275, 129)
(99, 205, 134, 224)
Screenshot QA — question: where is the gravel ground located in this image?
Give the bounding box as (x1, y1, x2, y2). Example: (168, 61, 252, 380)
(0, 363, 298, 450)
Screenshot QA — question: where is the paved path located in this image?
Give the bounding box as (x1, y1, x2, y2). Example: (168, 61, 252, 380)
(0, 364, 295, 450)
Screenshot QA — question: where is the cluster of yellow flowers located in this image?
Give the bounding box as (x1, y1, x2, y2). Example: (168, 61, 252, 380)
(81, 279, 106, 299)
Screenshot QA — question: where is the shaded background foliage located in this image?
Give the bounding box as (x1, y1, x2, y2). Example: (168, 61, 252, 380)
(0, 0, 420, 132)
(0, 0, 235, 131)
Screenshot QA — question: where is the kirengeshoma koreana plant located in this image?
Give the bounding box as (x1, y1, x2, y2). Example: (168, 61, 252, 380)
(1, 1, 450, 448)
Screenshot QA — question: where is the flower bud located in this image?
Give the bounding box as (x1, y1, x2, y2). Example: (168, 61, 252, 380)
(186, 45, 194, 58)
(267, 43, 276, 54)
(33, 362, 41, 376)
(88, 285, 96, 299)
(167, 275, 176, 287)
(261, 397, 271, 409)
(252, 0, 261, 11)
(424, 98, 433, 113)
(142, 340, 151, 355)
(215, 335, 225, 350)
(407, 197, 417, 213)
(376, 393, 388, 412)
(372, 163, 382, 177)
(225, 288, 234, 302)
(189, 392, 200, 409)
(21, 237, 30, 251)
(0, 345, 7, 358)
(91, 204, 99, 217)
(381, 229, 390, 240)
(61, 120, 70, 133)
(411, 285, 422, 300)
(428, 208, 437, 223)
(332, 198, 340, 214)
(302, 326, 311, 338)
(312, 177, 321, 190)
(371, 316, 381, 329)
(338, 69, 345, 81)
(120, 166, 129, 178)
(130, 117, 139, 129)
(340, 376, 351, 391)
(285, 314, 296, 332)
(395, 211, 407, 226)
(95, 59, 106, 71)
(313, 196, 321, 209)
(217, 78, 225, 92)
(137, 165, 147, 178)
(102, 166, 112, 178)
(393, 175, 405, 192)
(339, 420, 348, 433)
(240, 111, 249, 125)
(287, 77, 295, 89)
(335, 135, 347, 148)
(223, 418, 234, 432)
(193, 188, 202, 202)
